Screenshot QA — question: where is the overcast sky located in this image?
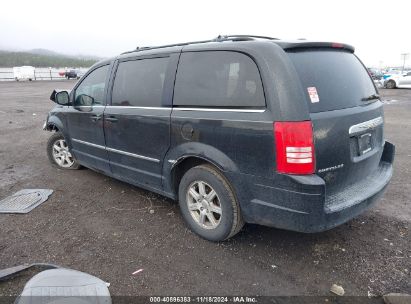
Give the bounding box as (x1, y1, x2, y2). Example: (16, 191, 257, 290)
(1, 0, 410, 67)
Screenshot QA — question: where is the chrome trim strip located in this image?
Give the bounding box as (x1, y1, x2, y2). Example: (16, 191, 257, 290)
(75, 105, 105, 108)
(105, 106, 171, 110)
(173, 107, 266, 113)
(105, 106, 265, 112)
(106, 147, 160, 163)
(71, 139, 159, 163)
(72, 138, 106, 150)
(349, 116, 383, 135)
(171, 116, 272, 123)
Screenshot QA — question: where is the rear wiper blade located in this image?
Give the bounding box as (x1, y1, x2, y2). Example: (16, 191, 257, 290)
(361, 94, 380, 101)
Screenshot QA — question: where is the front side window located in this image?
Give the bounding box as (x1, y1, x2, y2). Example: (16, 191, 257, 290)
(74, 65, 109, 106)
(111, 57, 169, 107)
(173, 51, 265, 108)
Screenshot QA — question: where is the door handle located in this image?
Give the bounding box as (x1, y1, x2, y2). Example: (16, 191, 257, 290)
(90, 114, 102, 122)
(105, 116, 118, 123)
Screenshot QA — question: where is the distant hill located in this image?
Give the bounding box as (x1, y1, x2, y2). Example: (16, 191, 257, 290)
(28, 48, 101, 61)
(28, 48, 63, 57)
(0, 49, 100, 68)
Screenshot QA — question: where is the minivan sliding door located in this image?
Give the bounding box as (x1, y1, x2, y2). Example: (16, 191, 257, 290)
(104, 54, 177, 190)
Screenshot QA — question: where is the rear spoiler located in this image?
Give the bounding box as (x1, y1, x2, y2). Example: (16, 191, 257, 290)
(278, 41, 355, 53)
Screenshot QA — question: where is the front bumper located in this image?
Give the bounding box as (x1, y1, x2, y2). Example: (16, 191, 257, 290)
(230, 141, 395, 233)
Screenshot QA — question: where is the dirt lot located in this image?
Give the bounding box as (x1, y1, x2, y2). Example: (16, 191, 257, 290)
(0, 81, 409, 297)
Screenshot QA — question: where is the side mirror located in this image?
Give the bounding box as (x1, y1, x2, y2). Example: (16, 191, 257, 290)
(50, 90, 70, 105)
(56, 91, 70, 105)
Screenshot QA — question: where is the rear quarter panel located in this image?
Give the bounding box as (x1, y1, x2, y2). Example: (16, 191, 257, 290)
(167, 110, 275, 177)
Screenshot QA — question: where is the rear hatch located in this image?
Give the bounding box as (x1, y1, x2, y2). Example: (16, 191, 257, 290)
(287, 48, 384, 193)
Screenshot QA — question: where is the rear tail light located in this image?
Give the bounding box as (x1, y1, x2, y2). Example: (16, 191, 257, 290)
(274, 121, 315, 175)
(331, 42, 344, 48)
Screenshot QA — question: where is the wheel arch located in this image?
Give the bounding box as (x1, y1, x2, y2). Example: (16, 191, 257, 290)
(162, 143, 239, 199)
(44, 115, 64, 132)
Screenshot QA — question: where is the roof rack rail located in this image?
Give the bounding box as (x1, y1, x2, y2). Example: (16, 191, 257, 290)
(121, 35, 278, 55)
(215, 35, 279, 41)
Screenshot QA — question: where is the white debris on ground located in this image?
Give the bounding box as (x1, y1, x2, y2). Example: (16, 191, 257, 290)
(330, 284, 345, 296)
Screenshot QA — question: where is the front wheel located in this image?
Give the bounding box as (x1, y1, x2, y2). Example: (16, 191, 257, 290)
(178, 165, 244, 241)
(47, 132, 80, 169)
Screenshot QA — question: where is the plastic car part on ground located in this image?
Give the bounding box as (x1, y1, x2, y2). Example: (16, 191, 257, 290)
(0, 264, 111, 304)
(0, 263, 60, 282)
(0, 189, 53, 213)
(17, 269, 111, 304)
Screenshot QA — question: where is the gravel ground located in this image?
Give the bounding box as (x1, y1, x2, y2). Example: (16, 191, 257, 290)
(0, 81, 409, 298)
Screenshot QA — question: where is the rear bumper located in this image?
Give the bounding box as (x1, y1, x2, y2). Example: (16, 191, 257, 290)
(229, 141, 395, 233)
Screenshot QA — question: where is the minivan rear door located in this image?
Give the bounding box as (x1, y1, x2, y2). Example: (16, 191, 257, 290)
(103, 54, 178, 190)
(287, 49, 384, 193)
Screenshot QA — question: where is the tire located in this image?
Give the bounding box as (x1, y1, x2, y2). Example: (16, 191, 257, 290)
(386, 80, 396, 89)
(178, 164, 244, 241)
(47, 132, 80, 170)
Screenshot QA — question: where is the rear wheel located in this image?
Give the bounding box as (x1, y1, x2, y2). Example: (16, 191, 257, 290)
(47, 132, 80, 169)
(386, 80, 396, 89)
(178, 164, 244, 241)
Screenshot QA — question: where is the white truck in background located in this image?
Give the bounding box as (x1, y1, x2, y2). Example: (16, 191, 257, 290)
(13, 66, 35, 81)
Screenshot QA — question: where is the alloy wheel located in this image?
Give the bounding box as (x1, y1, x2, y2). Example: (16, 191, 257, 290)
(52, 139, 74, 168)
(186, 181, 222, 229)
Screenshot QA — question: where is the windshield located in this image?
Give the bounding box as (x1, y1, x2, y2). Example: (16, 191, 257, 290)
(288, 50, 377, 113)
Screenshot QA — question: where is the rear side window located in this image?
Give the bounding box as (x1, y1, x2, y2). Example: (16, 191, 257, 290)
(173, 51, 265, 108)
(288, 50, 377, 113)
(112, 57, 169, 107)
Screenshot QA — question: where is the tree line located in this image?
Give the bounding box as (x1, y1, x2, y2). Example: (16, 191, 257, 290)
(0, 51, 98, 68)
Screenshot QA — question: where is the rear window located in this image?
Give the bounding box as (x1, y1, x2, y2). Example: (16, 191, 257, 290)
(288, 50, 376, 113)
(173, 51, 265, 108)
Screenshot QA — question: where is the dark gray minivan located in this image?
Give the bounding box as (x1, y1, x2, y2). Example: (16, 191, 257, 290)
(44, 35, 395, 241)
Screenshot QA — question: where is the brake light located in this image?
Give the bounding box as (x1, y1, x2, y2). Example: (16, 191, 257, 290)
(274, 121, 315, 175)
(331, 42, 344, 48)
